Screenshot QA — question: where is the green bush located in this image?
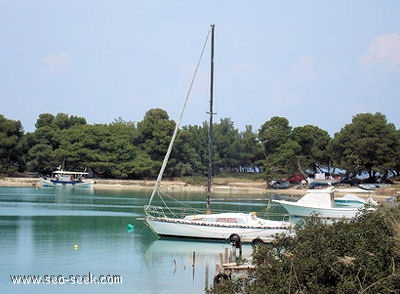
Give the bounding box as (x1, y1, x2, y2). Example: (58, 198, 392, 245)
(209, 202, 400, 293)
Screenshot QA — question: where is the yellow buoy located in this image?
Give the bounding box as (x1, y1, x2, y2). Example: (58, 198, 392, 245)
(74, 244, 79, 250)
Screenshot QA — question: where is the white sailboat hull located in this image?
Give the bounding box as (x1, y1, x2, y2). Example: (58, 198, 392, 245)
(145, 215, 291, 243)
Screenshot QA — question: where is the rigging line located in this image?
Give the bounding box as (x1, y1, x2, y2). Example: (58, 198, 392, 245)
(158, 190, 203, 213)
(148, 28, 212, 206)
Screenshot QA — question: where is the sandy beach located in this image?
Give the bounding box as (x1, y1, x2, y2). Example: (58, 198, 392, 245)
(0, 176, 274, 194)
(1, 176, 398, 202)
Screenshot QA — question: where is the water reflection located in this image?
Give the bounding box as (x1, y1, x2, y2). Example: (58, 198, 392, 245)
(0, 187, 288, 294)
(142, 238, 248, 292)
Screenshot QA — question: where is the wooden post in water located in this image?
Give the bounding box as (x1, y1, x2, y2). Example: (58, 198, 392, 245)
(224, 247, 229, 264)
(205, 261, 209, 290)
(192, 251, 196, 280)
(219, 253, 223, 273)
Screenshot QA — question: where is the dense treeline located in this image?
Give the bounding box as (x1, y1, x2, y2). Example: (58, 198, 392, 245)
(1, 110, 400, 180)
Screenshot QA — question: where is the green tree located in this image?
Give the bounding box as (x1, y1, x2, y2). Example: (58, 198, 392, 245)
(170, 125, 204, 177)
(35, 113, 55, 129)
(56, 122, 145, 179)
(266, 139, 301, 179)
(329, 112, 400, 179)
(258, 116, 311, 180)
(396, 129, 400, 176)
(213, 118, 242, 172)
(27, 143, 56, 175)
(291, 125, 331, 174)
(27, 113, 88, 175)
(9, 109, 400, 180)
(259, 117, 295, 179)
(57, 124, 111, 175)
(0, 115, 25, 175)
(259, 116, 292, 154)
(53, 113, 86, 129)
(136, 108, 175, 166)
(35, 113, 86, 130)
(240, 125, 264, 171)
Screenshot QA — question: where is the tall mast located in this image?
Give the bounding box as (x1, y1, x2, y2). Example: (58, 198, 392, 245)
(206, 24, 215, 211)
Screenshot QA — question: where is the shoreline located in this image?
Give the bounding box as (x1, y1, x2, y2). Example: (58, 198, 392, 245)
(0, 177, 276, 194)
(1, 177, 398, 201)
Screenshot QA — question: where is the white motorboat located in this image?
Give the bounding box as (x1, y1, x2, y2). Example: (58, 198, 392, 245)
(39, 169, 94, 189)
(273, 187, 375, 219)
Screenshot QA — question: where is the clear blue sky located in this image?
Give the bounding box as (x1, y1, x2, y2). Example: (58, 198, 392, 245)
(1, 1, 399, 135)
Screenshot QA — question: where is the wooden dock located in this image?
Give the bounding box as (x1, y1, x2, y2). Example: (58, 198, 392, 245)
(213, 246, 256, 285)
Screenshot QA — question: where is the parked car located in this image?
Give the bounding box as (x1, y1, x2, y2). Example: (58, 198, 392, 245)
(286, 174, 306, 184)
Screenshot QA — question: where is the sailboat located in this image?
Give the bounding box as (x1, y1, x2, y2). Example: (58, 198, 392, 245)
(144, 25, 292, 243)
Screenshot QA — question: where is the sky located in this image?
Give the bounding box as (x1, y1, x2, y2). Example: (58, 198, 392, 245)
(1, 1, 400, 136)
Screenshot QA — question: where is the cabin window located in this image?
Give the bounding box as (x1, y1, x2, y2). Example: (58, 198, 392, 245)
(216, 218, 237, 223)
(188, 216, 204, 221)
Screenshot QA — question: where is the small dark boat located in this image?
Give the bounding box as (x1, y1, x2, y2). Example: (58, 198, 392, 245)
(268, 180, 290, 189)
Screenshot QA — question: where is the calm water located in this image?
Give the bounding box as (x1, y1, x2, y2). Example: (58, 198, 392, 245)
(0, 187, 287, 294)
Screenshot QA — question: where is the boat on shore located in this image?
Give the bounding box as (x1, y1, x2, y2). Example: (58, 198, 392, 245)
(268, 180, 290, 189)
(39, 169, 94, 189)
(359, 183, 392, 191)
(273, 187, 375, 219)
(144, 25, 293, 243)
(307, 173, 341, 188)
